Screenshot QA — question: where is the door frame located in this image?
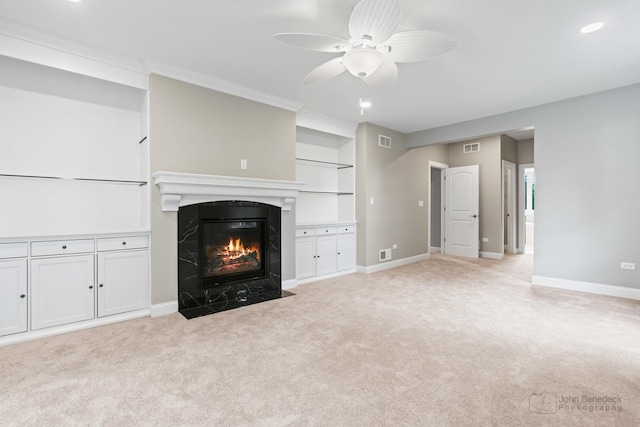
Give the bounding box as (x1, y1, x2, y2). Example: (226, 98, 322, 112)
(518, 163, 534, 253)
(502, 160, 517, 254)
(427, 160, 448, 254)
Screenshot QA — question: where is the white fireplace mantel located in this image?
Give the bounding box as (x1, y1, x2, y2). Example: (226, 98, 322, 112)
(152, 171, 305, 212)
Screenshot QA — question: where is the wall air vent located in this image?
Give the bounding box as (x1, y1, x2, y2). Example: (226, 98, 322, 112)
(463, 142, 480, 153)
(378, 135, 391, 148)
(379, 248, 392, 262)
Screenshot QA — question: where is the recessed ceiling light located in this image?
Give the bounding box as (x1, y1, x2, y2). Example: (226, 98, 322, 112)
(579, 22, 604, 34)
(68, 0, 83, 3)
(359, 100, 372, 109)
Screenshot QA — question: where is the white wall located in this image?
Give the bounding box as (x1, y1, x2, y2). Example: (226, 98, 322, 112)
(406, 83, 640, 290)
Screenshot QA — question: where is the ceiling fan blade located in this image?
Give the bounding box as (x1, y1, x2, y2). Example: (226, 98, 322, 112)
(304, 57, 347, 85)
(274, 33, 349, 52)
(384, 30, 458, 63)
(363, 60, 398, 88)
(349, 0, 402, 44)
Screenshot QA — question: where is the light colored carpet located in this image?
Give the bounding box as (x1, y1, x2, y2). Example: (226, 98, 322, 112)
(1, 254, 639, 426)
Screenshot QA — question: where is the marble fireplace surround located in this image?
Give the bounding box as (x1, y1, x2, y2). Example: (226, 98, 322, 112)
(152, 171, 304, 318)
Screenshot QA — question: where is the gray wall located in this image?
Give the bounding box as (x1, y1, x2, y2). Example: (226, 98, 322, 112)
(448, 135, 503, 255)
(149, 74, 296, 304)
(406, 83, 640, 289)
(517, 139, 534, 164)
(356, 122, 448, 267)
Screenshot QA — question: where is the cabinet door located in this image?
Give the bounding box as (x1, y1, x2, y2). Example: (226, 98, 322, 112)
(337, 233, 356, 271)
(315, 235, 337, 276)
(31, 255, 95, 330)
(0, 259, 27, 337)
(97, 250, 149, 317)
(296, 237, 316, 279)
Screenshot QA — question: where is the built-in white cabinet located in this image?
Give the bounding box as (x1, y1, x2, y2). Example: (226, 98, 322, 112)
(0, 258, 28, 337)
(97, 245, 149, 318)
(0, 234, 150, 344)
(295, 225, 356, 283)
(295, 122, 357, 284)
(337, 227, 356, 271)
(31, 254, 95, 330)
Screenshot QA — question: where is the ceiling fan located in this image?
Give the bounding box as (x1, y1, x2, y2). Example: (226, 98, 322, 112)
(274, 0, 457, 88)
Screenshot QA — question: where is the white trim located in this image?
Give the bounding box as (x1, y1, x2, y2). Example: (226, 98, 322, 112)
(357, 253, 429, 274)
(152, 171, 305, 212)
(282, 279, 297, 290)
(296, 269, 356, 286)
(145, 59, 301, 112)
(296, 109, 358, 139)
(532, 276, 640, 301)
(0, 309, 149, 348)
(430, 246, 441, 254)
(0, 19, 148, 89)
(480, 251, 504, 260)
(150, 301, 178, 317)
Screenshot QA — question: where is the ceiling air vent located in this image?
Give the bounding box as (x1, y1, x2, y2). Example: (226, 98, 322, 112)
(463, 142, 480, 153)
(378, 135, 391, 149)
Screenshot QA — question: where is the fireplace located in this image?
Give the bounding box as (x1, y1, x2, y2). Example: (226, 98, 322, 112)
(177, 201, 283, 318)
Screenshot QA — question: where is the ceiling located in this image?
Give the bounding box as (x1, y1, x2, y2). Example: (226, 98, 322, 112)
(1, 0, 639, 135)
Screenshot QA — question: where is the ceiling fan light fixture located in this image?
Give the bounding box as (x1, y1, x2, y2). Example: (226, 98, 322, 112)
(343, 47, 383, 78)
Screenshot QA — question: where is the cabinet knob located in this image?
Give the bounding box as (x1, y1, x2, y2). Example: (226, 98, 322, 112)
(99, 284, 104, 288)
(20, 294, 26, 299)
(62, 245, 67, 249)
(122, 241, 127, 245)
(89, 285, 94, 289)
(338, 252, 341, 255)
(303, 231, 307, 234)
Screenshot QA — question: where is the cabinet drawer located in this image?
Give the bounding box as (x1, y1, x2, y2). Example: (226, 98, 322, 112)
(31, 239, 95, 257)
(0, 242, 28, 259)
(337, 225, 356, 234)
(296, 228, 316, 237)
(97, 235, 148, 252)
(316, 227, 336, 235)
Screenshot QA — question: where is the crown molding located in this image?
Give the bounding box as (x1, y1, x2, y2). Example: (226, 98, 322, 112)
(0, 18, 148, 89)
(296, 108, 359, 139)
(145, 59, 303, 113)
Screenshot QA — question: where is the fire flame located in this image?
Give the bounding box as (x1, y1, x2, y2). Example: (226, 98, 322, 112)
(224, 237, 260, 262)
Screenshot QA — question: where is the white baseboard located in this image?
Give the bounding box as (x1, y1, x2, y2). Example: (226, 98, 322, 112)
(357, 253, 429, 275)
(282, 278, 297, 290)
(480, 251, 504, 260)
(430, 247, 441, 254)
(532, 275, 640, 301)
(0, 309, 150, 348)
(296, 269, 356, 286)
(150, 301, 178, 317)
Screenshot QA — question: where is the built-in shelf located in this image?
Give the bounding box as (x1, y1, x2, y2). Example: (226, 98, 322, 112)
(0, 174, 147, 186)
(295, 158, 353, 169)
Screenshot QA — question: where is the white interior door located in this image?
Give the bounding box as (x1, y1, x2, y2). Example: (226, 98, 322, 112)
(444, 165, 479, 258)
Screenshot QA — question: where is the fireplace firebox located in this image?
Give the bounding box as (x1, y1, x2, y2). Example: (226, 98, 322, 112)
(178, 201, 283, 319)
(201, 219, 266, 287)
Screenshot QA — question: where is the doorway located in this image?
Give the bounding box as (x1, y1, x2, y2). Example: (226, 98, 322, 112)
(502, 161, 517, 254)
(428, 161, 447, 254)
(518, 164, 535, 254)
